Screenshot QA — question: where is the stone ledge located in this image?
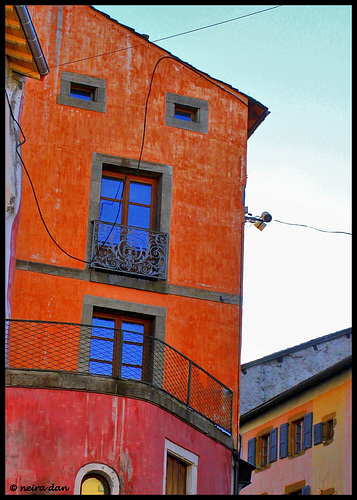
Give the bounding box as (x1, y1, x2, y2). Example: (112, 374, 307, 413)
(5, 368, 234, 449)
(15, 259, 241, 305)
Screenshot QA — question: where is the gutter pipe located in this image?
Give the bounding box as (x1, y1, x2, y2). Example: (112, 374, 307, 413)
(14, 5, 49, 76)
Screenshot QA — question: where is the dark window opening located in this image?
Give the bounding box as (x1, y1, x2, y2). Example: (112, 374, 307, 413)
(261, 434, 270, 467)
(174, 104, 198, 122)
(294, 419, 303, 453)
(70, 83, 95, 101)
(323, 419, 334, 442)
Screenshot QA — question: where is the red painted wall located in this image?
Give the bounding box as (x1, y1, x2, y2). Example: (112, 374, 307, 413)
(6, 387, 232, 495)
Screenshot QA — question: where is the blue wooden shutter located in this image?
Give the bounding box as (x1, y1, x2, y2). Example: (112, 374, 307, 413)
(314, 422, 323, 445)
(279, 423, 289, 458)
(301, 485, 310, 495)
(247, 437, 256, 466)
(269, 427, 278, 462)
(303, 412, 313, 449)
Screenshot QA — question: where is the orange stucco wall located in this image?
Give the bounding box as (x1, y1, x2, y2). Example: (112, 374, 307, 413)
(10, 5, 251, 445)
(240, 369, 351, 495)
(16, 5, 247, 293)
(11, 269, 239, 388)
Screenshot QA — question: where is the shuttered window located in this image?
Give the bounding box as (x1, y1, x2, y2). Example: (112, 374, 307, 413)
(303, 412, 313, 449)
(247, 437, 256, 466)
(314, 422, 323, 445)
(280, 422, 289, 458)
(269, 427, 278, 462)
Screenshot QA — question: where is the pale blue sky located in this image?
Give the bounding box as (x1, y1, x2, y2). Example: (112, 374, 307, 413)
(92, 5, 351, 362)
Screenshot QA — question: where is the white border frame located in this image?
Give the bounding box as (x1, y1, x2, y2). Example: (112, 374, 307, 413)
(74, 463, 120, 495)
(163, 439, 198, 495)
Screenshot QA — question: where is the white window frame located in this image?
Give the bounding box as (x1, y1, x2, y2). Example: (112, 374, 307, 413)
(163, 439, 198, 495)
(74, 463, 119, 495)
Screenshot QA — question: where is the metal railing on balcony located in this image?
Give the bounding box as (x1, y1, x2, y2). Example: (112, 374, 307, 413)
(5, 319, 233, 433)
(90, 221, 169, 279)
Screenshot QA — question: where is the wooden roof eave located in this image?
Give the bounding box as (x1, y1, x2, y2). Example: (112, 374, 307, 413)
(5, 5, 49, 80)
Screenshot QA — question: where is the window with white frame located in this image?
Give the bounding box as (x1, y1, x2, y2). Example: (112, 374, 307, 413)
(74, 463, 119, 495)
(163, 439, 198, 495)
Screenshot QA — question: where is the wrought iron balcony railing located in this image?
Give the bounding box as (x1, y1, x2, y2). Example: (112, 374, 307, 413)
(90, 221, 169, 279)
(5, 319, 233, 433)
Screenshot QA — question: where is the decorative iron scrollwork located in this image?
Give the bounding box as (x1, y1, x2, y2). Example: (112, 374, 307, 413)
(90, 221, 168, 279)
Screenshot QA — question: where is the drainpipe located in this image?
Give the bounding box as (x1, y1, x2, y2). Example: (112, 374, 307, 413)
(14, 5, 49, 76)
(232, 449, 240, 495)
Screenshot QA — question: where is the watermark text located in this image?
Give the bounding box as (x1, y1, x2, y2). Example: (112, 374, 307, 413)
(10, 483, 70, 493)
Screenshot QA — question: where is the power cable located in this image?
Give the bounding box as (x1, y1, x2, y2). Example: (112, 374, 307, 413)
(6, 89, 89, 263)
(274, 219, 351, 235)
(6, 5, 283, 80)
(47, 5, 283, 71)
(5, 89, 136, 264)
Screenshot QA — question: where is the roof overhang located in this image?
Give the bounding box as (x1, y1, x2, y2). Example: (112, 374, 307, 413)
(247, 96, 270, 138)
(5, 5, 49, 80)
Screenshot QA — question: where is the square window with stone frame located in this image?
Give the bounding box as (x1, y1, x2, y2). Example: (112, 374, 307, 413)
(57, 71, 106, 113)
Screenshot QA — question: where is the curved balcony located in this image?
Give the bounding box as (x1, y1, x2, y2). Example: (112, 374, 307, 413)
(90, 221, 169, 279)
(5, 319, 233, 434)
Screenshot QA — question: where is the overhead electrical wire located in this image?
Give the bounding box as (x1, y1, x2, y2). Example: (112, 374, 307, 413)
(5, 5, 283, 80)
(45, 5, 283, 72)
(273, 219, 352, 235)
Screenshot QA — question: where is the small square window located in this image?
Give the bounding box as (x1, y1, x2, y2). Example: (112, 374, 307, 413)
(165, 92, 208, 133)
(57, 71, 106, 113)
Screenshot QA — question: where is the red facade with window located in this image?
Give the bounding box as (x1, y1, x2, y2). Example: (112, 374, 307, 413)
(5, 5, 268, 494)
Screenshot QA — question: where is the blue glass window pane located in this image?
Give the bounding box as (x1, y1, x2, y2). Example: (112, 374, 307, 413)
(92, 317, 115, 339)
(122, 343, 143, 362)
(122, 322, 144, 334)
(90, 338, 113, 362)
(123, 331, 144, 343)
(70, 87, 92, 101)
(128, 205, 150, 228)
(122, 322, 144, 343)
(175, 110, 192, 121)
(101, 178, 124, 200)
(89, 361, 112, 376)
(129, 182, 152, 205)
(99, 200, 122, 223)
(121, 366, 142, 379)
